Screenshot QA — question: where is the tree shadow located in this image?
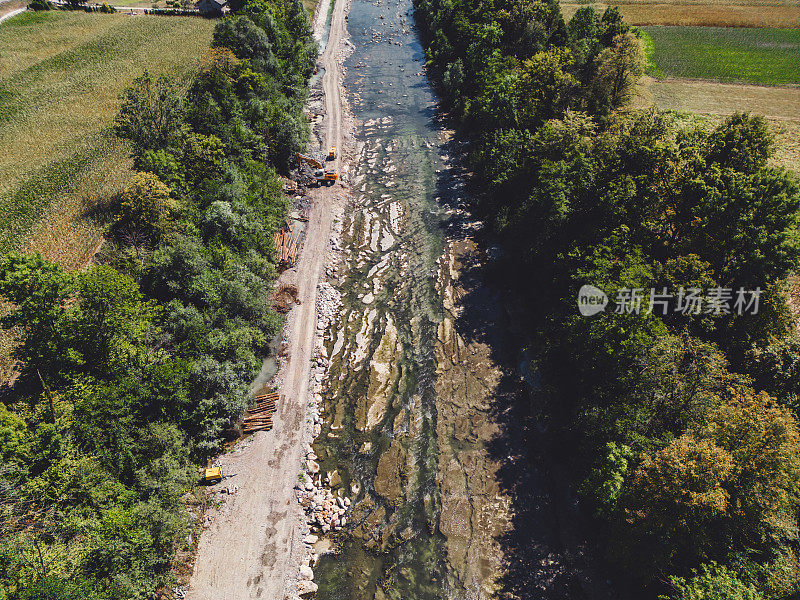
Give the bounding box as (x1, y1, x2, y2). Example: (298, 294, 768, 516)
(431, 133, 619, 600)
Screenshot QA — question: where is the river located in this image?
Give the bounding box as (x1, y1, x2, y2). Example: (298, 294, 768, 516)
(310, 0, 517, 596)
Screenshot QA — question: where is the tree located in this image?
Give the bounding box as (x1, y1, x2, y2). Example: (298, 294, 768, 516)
(201, 200, 269, 253)
(181, 134, 227, 187)
(701, 390, 800, 549)
(516, 48, 578, 126)
(212, 16, 278, 74)
(621, 435, 734, 570)
(115, 71, 184, 154)
(137, 150, 186, 197)
(73, 266, 158, 376)
(616, 389, 800, 576)
(598, 6, 629, 47)
(580, 442, 632, 516)
(117, 172, 176, 236)
(568, 6, 598, 42)
(690, 162, 800, 288)
(594, 32, 644, 106)
(0, 253, 74, 378)
(706, 113, 773, 175)
(668, 563, 763, 600)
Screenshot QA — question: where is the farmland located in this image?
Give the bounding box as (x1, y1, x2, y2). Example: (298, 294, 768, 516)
(642, 26, 800, 85)
(561, 2, 800, 28)
(636, 77, 800, 119)
(574, 0, 800, 173)
(0, 11, 213, 268)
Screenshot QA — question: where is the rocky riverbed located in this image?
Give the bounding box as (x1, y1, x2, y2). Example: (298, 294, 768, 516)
(294, 0, 517, 593)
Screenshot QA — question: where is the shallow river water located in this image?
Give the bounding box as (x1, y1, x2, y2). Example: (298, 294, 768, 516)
(311, 0, 513, 597)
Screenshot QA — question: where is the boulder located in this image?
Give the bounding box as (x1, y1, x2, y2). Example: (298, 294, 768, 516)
(296, 580, 318, 596)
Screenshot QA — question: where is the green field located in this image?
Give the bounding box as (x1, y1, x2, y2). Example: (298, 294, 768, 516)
(644, 26, 800, 86)
(0, 11, 213, 267)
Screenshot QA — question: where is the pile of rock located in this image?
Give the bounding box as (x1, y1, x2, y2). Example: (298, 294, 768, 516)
(288, 210, 349, 599)
(297, 481, 351, 533)
(294, 536, 320, 597)
(299, 245, 349, 534)
(310, 278, 341, 439)
(316, 281, 342, 328)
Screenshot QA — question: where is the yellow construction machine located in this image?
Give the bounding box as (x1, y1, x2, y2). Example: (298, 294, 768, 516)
(202, 466, 223, 484)
(297, 152, 338, 186)
(327, 146, 337, 160)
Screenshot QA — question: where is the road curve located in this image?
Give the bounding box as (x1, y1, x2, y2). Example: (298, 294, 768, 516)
(0, 7, 25, 24)
(185, 0, 348, 598)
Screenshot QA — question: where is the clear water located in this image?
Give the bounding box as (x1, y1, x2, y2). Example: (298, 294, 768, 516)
(312, 0, 466, 596)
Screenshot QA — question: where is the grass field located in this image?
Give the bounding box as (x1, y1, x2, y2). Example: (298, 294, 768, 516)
(0, 11, 213, 268)
(636, 77, 800, 118)
(561, 3, 800, 27)
(642, 26, 800, 85)
(632, 79, 800, 174)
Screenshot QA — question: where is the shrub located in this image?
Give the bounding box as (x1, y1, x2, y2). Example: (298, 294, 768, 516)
(28, 0, 52, 10)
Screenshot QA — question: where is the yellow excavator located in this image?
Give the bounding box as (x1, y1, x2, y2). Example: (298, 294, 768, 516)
(297, 152, 338, 186)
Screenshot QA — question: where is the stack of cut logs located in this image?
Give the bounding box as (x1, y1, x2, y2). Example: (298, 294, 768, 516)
(241, 392, 278, 434)
(274, 221, 299, 270)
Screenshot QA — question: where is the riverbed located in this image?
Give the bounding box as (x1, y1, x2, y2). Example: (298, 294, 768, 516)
(310, 0, 515, 596)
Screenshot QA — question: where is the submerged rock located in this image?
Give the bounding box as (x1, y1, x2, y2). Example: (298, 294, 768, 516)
(373, 438, 406, 505)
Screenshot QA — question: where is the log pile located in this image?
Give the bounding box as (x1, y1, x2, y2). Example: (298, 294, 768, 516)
(242, 392, 278, 433)
(274, 221, 299, 269)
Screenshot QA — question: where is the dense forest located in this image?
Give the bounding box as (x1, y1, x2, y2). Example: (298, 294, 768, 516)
(0, 1, 316, 597)
(413, 0, 800, 597)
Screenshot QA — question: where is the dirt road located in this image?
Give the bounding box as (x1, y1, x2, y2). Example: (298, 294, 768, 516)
(186, 0, 349, 598)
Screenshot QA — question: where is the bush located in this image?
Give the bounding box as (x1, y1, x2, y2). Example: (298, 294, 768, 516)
(28, 0, 52, 10)
(667, 563, 763, 600)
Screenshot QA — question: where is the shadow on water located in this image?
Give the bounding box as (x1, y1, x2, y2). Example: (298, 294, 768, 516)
(434, 133, 617, 599)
